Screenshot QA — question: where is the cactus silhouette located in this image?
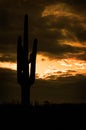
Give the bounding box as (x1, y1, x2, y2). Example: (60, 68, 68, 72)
(17, 14, 38, 105)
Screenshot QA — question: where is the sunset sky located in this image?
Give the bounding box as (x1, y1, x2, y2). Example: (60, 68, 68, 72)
(0, 0, 86, 104)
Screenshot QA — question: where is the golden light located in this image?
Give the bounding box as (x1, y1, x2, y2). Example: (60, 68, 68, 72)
(63, 40, 86, 48)
(42, 3, 72, 17)
(0, 61, 16, 70)
(36, 54, 86, 79)
(41, 3, 84, 21)
(0, 54, 86, 80)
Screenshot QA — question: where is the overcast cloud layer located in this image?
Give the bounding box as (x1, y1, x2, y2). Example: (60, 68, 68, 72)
(0, 0, 86, 61)
(0, 68, 86, 104)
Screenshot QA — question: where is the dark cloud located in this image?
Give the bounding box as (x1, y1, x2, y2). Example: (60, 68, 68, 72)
(39, 3, 86, 60)
(39, 40, 80, 55)
(0, 9, 9, 31)
(0, 53, 16, 62)
(0, 68, 20, 103)
(75, 30, 86, 42)
(0, 68, 86, 104)
(0, 0, 86, 61)
(65, 0, 86, 14)
(32, 74, 86, 103)
(76, 51, 86, 61)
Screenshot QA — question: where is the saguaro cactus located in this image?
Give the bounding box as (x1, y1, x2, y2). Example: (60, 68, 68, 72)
(17, 14, 38, 105)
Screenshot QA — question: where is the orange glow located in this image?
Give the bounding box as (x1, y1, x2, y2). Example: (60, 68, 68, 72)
(42, 3, 73, 17)
(0, 62, 16, 70)
(41, 3, 84, 21)
(36, 54, 86, 79)
(0, 54, 86, 80)
(63, 40, 86, 48)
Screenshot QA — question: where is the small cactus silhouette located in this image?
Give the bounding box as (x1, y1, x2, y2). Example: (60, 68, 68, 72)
(17, 14, 38, 105)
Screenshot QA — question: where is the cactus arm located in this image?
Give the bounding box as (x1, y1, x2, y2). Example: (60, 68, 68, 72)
(29, 38, 38, 85)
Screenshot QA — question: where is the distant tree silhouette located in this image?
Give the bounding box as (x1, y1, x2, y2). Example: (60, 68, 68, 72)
(17, 14, 38, 105)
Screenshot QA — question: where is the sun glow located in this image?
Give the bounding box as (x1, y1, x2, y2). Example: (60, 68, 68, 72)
(0, 61, 16, 70)
(36, 54, 86, 79)
(0, 54, 86, 80)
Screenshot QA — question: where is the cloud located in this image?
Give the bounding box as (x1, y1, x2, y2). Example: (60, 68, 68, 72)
(40, 2, 86, 60)
(0, 0, 86, 62)
(0, 0, 86, 105)
(0, 53, 16, 62)
(0, 68, 20, 103)
(32, 74, 86, 103)
(0, 67, 86, 104)
(65, 0, 86, 14)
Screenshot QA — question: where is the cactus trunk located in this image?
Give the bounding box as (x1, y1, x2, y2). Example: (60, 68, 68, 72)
(21, 85, 30, 105)
(17, 14, 38, 105)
